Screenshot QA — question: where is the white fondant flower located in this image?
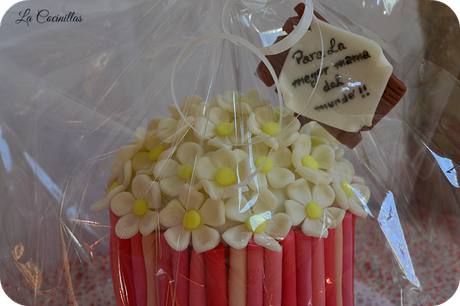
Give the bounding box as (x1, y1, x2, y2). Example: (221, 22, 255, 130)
(310, 125, 340, 149)
(248, 106, 300, 150)
(196, 148, 249, 201)
(159, 184, 225, 253)
(110, 175, 161, 239)
(90, 160, 132, 213)
(109, 127, 147, 175)
(156, 115, 197, 144)
(216, 89, 270, 115)
(331, 177, 370, 219)
(153, 142, 204, 197)
(222, 189, 292, 252)
(193, 107, 248, 149)
(239, 145, 295, 190)
(292, 134, 335, 185)
(285, 178, 345, 238)
(167, 95, 205, 120)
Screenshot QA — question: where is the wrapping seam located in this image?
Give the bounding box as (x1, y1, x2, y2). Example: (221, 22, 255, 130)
(221, 0, 314, 56)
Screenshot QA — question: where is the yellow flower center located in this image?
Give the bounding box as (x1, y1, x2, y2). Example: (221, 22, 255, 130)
(246, 215, 267, 233)
(255, 156, 273, 172)
(216, 122, 234, 137)
(148, 145, 164, 162)
(302, 155, 319, 171)
(340, 181, 354, 198)
(262, 122, 279, 136)
(235, 98, 250, 104)
(183, 210, 201, 230)
(306, 201, 322, 219)
(108, 182, 121, 193)
(215, 167, 237, 186)
(133, 199, 148, 216)
(178, 164, 193, 179)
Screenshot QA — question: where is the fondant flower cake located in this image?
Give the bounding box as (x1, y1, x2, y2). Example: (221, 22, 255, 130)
(91, 89, 370, 306)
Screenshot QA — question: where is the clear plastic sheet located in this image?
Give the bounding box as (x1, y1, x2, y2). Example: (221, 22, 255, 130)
(0, 0, 459, 305)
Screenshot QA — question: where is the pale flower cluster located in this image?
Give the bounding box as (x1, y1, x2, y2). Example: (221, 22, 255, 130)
(91, 89, 370, 253)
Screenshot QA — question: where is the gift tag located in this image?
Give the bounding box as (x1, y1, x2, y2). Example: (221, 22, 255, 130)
(279, 19, 393, 133)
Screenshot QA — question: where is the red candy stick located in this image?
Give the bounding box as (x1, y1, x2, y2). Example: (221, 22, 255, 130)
(142, 233, 158, 306)
(158, 233, 173, 306)
(312, 237, 325, 306)
(264, 247, 283, 306)
(132, 233, 147, 306)
(324, 229, 337, 306)
(281, 229, 297, 306)
(190, 249, 207, 306)
(335, 224, 344, 306)
(247, 238, 264, 306)
(229, 247, 246, 306)
(342, 213, 354, 306)
(295, 229, 312, 306)
(110, 212, 137, 306)
(171, 248, 190, 306)
(205, 243, 227, 306)
(110, 212, 123, 306)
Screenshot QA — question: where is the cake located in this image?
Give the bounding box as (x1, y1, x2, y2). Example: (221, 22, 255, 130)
(90, 89, 371, 306)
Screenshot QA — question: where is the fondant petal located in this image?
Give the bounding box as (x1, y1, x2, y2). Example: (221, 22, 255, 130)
(252, 188, 277, 215)
(199, 198, 225, 227)
(222, 224, 253, 249)
(178, 184, 205, 211)
(301, 218, 328, 238)
(194, 116, 216, 140)
(284, 200, 307, 226)
(253, 232, 281, 252)
(115, 144, 140, 165)
(286, 178, 312, 206)
(196, 157, 218, 181)
(115, 214, 140, 239)
(200, 180, 224, 201)
(139, 210, 159, 236)
(160, 176, 185, 197)
(292, 134, 312, 162)
(90, 199, 106, 213)
(331, 182, 349, 210)
(212, 148, 238, 170)
(311, 145, 335, 169)
(271, 147, 292, 168)
(348, 198, 368, 219)
(132, 174, 152, 200)
(209, 107, 230, 126)
(295, 166, 320, 185)
(323, 207, 346, 229)
(164, 225, 191, 252)
(265, 213, 292, 240)
(153, 159, 180, 180)
(159, 199, 185, 228)
(278, 131, 299, 149)
(225, 196, 252, 222)
(111, 192, 136, 217)
(248, 112, 263, 134)
(266, 167, 295, 189)
(191, 225, 221, 253)
(311, 184, 335, 208)
(177, 142, 204, 165)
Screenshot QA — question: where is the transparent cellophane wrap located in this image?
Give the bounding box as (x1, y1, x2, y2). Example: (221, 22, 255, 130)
(0, 0, 459, 305)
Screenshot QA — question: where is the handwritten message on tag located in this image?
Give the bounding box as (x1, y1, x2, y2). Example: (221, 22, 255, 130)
(279, 19, 393, 132)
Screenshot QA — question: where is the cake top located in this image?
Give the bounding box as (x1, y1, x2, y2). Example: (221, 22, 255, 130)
(91, 89, 370, 253)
